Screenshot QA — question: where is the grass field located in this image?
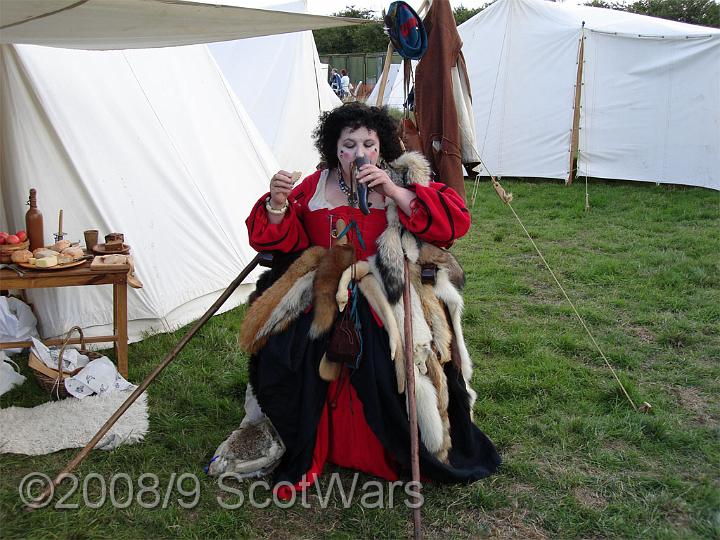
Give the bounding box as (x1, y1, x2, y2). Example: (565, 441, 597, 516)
(1, 178, 718, 539)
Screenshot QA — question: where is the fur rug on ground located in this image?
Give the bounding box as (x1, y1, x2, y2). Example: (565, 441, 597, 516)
(0, 391, 148, 455)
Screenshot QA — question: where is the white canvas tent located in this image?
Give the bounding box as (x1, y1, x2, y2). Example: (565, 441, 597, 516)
(366, 63, 403, 108)
(0, 1, 361, 344)
(209, 1, 342, 175)
(366, 61, 421, 110)
(459, 0, 720, 190)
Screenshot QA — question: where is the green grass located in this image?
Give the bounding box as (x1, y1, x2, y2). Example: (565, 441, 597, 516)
(1, 178, 718, 538)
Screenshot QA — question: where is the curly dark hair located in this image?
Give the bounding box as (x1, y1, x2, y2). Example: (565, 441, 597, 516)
(313, 102, 403, 169)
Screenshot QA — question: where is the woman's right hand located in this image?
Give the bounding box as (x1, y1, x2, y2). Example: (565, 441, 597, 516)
(269, 170, 296, 209)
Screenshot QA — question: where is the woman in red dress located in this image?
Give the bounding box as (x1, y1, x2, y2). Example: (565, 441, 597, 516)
(242, 103, 499, 495)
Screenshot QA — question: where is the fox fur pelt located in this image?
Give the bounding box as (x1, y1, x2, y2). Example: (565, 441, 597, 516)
(310, 244, 355, 338)
(240, 247, 326, 353)
(356, 273, 404, 391)
(425, 354, 451, 462)
(255, 271, 316, 345)
(413, 366, 444, 455)
(375, 152, 431, 305)
(337, 262, 370, 313)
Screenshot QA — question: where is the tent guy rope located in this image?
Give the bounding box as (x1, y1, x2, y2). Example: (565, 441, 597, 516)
(488, 176, 650, 414)
(463, 1, 646, 413)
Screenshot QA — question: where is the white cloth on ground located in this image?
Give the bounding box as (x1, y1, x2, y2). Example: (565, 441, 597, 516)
(0, 296, 38, 355)
(0, 352, 26, 396)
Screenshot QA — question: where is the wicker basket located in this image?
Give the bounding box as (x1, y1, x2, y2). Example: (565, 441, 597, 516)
(0, 239, 30, 263)
(28, 326, 102, 400)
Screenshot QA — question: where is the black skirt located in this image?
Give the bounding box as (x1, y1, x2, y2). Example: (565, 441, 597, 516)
(249, 292, 501, 486)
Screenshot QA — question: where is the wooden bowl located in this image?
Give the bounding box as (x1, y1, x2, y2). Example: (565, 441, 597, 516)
(0, 239, 30, 263)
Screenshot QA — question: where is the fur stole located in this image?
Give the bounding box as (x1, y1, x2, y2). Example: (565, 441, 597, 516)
(310, 244, 355, 338)
(374, 152, 431, 304)
(375, 152, 474, 458)
(239, 247, 326, 353)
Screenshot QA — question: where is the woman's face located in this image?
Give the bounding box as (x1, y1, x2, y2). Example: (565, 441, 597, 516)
(337, 126, 380, 170)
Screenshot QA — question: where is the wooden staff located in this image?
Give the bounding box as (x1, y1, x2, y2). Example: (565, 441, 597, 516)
(27, 253, 262, 509)
(403, 258, 422, 539)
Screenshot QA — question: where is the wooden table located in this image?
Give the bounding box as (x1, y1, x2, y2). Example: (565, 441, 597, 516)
(0, 263, 129, 377)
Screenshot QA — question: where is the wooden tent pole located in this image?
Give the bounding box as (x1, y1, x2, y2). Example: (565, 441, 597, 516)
(375, 43, 395, 107)
(567, 24, 586, 185)
(403, 259, 423, 539)
(26, 253, 262, 510)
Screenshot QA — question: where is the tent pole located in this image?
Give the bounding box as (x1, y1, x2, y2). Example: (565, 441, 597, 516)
(375, 43, 395, 107)
(567, 25, 585, 185)
(26, 253, 262, 510)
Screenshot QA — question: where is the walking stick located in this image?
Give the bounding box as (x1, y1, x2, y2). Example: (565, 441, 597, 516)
(403, 258, 423, 539)
(26, 253, 262, 509)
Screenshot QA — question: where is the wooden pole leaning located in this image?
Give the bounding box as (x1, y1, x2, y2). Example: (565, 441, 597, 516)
(567, 23, 586, 185)
(26, 253, 262, 510)
(403, 258, 423, 539)
(375, 42, 396, 107)
(417, 0, 431, 18)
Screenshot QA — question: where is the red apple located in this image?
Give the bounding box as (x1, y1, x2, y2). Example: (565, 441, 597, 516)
(0, 237, 5, 245)
(0, 232, 8, 240)
(6, 234, 20, 244)
(15, 230, 27, 242)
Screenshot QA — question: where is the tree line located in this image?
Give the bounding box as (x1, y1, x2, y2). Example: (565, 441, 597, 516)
(313, 5, 486, 54)
(314, 1, 718, 55)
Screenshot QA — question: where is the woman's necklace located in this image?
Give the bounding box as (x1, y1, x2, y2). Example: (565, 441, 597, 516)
(337, 166, 358, 207)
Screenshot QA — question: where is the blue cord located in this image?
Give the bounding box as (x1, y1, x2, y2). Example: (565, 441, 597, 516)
(203, 455, 220, 474)
(336, 220, 366, 251)
(349, 282, 364, 370)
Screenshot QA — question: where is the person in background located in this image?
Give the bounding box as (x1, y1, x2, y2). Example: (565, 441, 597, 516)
(340, 69, 352, 100)
(330, 68, 341, 97)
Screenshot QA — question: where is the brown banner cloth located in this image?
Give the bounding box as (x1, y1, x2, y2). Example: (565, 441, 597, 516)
(414, 0, 466, 200)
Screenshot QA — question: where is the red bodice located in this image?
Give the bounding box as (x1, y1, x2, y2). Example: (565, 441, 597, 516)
(246, 169, 471, 257)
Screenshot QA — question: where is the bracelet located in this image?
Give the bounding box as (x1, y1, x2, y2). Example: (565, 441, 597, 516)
(265, 196, 288, 215)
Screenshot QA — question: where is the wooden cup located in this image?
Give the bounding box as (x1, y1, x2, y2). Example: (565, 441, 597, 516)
(84, 229, 99, 251)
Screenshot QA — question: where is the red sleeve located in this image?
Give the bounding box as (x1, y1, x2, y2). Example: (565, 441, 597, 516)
(245, 175, 315, 253)
(398, 182, 471, 248)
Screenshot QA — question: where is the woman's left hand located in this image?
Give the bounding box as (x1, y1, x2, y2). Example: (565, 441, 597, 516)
(356, 164, 398, 199)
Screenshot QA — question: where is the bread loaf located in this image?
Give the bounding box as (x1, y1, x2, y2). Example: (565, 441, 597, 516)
(105, 239, 124, 249)
(51, 239, 71, 252)
(10, 249, 33, 263)
(61, 246, 84, 260)
(33, 248, 60, 259)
